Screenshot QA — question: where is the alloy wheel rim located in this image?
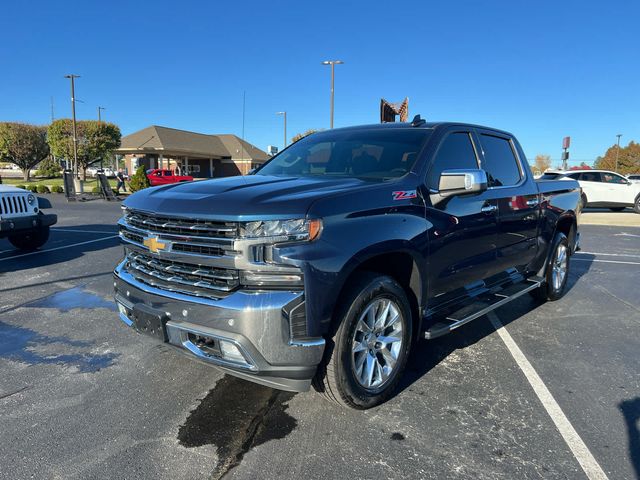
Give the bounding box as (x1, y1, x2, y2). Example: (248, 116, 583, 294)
(551, 244, 568, 292)
(351, 298, 404, 390)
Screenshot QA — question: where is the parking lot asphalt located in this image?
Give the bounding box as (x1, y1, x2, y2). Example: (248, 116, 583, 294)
(0, 196, 638, 480)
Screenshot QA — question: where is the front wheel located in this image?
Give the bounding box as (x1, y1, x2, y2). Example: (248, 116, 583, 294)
(8, 226, 50, 251)
(314, 273, 413, 409)
(634, 194, 640, 214)
(530, 232, 570, 302)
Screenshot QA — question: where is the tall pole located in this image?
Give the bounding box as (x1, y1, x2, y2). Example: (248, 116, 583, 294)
(322, 60, 344, 129)
(50, 96, 55, 123)
(65, 74, 80, 177)
(97, 106, 105, 124)
(615, 134, 622, 172)
(276, 111, 287, 149)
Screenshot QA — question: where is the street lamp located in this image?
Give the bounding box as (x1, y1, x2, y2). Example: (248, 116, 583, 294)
(276, 111, 287, 150)
(64, 74, 80, 177)
(615, 133, 622, 172)
(97, 106, 105, 124)
(321, 60, 344, 128)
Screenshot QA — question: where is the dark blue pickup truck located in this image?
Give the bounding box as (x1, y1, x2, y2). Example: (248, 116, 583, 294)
(113, 119, 581, 409)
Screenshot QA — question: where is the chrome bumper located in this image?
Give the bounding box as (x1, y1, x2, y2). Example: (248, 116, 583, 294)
(113, 260, 324, 392)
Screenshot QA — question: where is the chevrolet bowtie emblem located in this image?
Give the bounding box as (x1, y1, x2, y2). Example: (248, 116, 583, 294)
(143, 236, 168, 253)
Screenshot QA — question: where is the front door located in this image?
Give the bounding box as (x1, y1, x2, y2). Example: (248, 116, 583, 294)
(425, 129, 499, 297)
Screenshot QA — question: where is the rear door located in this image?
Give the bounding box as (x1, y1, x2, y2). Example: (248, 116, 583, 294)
(425, 128, 499, 295)
(600, 171, 637, 205)
(475, 130, 540, 276)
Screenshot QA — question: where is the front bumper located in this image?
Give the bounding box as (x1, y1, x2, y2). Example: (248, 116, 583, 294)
(0, 213, 57, 237)
(113, 260, 325, 392)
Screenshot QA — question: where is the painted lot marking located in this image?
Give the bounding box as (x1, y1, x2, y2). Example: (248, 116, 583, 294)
(573, 258, 640, 266)
(488, 311, 609, 480)
(0, 235, 118, 263)
(575, 251, 640, 259)
(51, 228, 118, 235)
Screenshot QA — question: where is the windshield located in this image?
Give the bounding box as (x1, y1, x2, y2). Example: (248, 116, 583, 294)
(256, 128, 430, 180)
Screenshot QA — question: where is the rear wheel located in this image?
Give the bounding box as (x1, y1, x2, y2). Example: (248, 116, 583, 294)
(634, 194, 640, 214)
(314, 273, 413, 409)
(530, 233, 570, 302)
(580, 193, 588, 210)
(8, 226, 50, 251)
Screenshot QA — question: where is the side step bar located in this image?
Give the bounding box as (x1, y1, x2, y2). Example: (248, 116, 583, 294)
(424, 276, 544, 340)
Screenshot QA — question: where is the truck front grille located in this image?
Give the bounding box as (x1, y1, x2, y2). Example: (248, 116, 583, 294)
(126, 211, 237, 238)
(126, 251, 239, 298)
(0, 195, 29, 217)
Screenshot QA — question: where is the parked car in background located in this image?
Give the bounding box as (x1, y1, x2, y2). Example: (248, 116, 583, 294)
(627, 174, 640, 184)
(146, 169, 194, 186)
(541, 169, 640, 213)
(87, 167, 117, 178)
(0, 185, 57, 250)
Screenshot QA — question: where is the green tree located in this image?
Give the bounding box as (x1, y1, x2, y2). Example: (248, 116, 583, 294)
(128, 165, 151, 192)
(36, 156, 62, 178)
(0, 123, 50, 181)
(47, 119, 121, 180)
(594, 141, 640, 175)
(291, 129, 319, 143)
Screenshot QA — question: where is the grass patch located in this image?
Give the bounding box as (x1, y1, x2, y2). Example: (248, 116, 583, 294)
(2, 177, 119, 190)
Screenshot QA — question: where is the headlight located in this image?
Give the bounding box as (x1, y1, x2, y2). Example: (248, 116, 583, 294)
(239, 218, 322, 241)
(27, 194, 35, 205)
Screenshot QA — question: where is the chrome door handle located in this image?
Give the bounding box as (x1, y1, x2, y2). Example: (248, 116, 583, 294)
(526, 198, 540, 207)
(481, 205, 497, 214)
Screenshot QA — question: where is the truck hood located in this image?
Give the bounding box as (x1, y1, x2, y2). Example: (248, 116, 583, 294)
(123, 174, 381, 220)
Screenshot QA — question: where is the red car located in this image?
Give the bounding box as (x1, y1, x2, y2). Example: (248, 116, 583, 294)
(146, 169, 194, 186)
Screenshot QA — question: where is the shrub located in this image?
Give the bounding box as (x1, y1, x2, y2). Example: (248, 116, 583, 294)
(36, 185, 49, 194)
(52, 185, 64, 193)
(16, 185, 26, 190)
(36, 157, 62, 178)
(27, 185, 38, 193)
(129, 166, 150, 192)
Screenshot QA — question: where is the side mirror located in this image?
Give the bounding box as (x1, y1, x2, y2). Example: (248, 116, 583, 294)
(438, 169, 488, 197)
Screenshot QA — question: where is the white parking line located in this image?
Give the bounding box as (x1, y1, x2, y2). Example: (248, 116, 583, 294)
(0, 235, 118, 262)
(51, 228, 118, 235)
(487, 311, 609, 480)
(575, 251, 640, 259)
(573, 258, 640, 266)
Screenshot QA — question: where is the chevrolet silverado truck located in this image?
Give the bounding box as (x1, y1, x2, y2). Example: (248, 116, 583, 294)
(0, 185, 57, 250)
(113, 119, 581, 409)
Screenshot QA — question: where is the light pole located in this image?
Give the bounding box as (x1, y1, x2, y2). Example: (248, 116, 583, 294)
(64, 74, 80, 177)
(615, 134, 622, 172)
(97, 106, 105, 124)
(322, 60, 344, 128)
(276, 111, 287, 150)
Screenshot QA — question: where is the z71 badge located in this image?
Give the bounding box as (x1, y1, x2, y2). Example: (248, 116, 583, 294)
(392, 190, 417, 200)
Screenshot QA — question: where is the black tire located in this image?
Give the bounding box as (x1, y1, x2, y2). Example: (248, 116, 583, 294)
(530, 233, 570, 302)
(609, 207, 626, 212)
(8, 226, 50, 251)
(313, 273, 413, 409)
(634, 194, 640, 214)
(580, 193, 588, 210)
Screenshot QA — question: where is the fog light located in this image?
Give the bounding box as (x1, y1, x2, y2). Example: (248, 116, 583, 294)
(220, 340, 245, 363)
(117, 302, 128, 316)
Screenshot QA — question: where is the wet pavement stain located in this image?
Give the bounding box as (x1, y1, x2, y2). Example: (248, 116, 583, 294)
(390, 432, 405, 441)
(178, 375, 297, 479)
(26, 286, 117, 312)
(0, 321, 117, 372)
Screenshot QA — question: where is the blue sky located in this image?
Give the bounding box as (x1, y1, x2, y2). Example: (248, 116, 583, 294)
(1, 0, 638, 166)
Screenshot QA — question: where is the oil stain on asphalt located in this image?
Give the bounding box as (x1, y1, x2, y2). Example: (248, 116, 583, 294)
(0, 321, 117, 372)
(178, 375, 297, 479)
(26, 286, 117, 312)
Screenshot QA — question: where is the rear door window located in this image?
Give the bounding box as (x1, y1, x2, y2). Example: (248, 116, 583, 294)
(579, 172, 601, 182)
(479, 134, 522, 187)
(427, 132, 479, 188)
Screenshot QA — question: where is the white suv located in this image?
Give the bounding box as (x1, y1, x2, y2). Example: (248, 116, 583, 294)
(541, 169, 640, 213)
(0, 185, 57, 250)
